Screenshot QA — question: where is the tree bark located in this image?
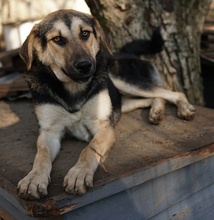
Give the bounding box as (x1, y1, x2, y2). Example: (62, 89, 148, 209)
(86, 0, 211, 105)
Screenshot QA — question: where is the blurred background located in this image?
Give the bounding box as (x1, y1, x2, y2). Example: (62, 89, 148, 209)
(0, 0, 90, 51)
(0, 0, 213, 108)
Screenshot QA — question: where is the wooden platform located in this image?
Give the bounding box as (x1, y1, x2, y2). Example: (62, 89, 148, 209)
(0, 100, 214, 219)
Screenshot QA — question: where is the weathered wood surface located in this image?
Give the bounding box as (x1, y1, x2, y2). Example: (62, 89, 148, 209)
(0, 100, 214, 218)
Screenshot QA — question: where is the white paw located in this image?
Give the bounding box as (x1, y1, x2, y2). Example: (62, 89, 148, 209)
(63, 165, 94, 195)
(17, 171, 50, 200)
(177, 101, 196, 120)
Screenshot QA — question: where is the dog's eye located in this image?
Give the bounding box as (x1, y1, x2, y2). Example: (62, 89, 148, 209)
(52, 36, 66, 46)
(52, 36, 61, 42)
(80, 31, 90, 40)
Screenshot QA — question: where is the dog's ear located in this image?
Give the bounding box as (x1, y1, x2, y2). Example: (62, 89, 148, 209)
(19, 24, 39, 70)
(92, 17, 112, 55)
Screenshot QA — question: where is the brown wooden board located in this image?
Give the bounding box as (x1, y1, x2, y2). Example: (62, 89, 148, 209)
(0, 100, 214, 217)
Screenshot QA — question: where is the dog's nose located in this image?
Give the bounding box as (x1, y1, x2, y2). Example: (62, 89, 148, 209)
(75, 60, 92, 74)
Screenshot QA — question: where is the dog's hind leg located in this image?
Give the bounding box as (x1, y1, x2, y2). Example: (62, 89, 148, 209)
(149, 98, 166, 124)
(112, 77, 195, 120)
(121, 97, 153, 113)
(121, 96, 166, 124)
(152, 88, 195, 120)
(144, 88, 195, 120)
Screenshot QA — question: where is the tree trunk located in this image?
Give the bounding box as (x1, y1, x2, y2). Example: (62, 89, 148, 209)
(86, 0, 211, 105)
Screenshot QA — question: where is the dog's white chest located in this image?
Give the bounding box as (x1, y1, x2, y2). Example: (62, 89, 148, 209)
(70, 90, 112, 141)
(35, 90, 112, 142)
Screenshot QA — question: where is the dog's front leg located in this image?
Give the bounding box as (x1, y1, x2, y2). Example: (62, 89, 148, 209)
(17, 130, 61, 200)
(64, 123, 116, 195)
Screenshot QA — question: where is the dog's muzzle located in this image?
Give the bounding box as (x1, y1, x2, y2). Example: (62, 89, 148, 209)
(74, 60, 92, 74)
(63, 59, 95, 83)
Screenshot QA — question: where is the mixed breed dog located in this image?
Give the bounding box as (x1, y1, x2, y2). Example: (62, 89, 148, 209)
(17, 9, 195, 200)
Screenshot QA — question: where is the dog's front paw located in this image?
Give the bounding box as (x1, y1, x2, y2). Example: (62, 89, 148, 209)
(63, 165, 94, 195)
(17, 171, 50, 200)
(177, 101, 196, 120)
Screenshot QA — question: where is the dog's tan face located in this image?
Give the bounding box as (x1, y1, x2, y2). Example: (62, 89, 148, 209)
(20, 9, 111, 83)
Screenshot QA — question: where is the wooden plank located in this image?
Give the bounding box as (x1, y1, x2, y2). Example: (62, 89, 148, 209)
(61, 148, 214, 219)
(0, 73, 28, 92)
(152, 181, 214, 220)
(0, 48, 19, 61)
(0, 100, 214, 217)
(0, 73, 29, 98)
(1, 144, 214, 219)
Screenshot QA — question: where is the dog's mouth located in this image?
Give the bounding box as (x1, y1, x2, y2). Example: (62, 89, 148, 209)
(62, 60, 96, 83)
(72, 74, 93, 83)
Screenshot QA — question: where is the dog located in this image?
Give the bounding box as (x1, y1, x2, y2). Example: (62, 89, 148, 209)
(17, 9, 195, 200)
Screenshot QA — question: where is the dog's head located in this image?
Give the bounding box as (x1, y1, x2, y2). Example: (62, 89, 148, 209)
(20, 9, 111, 83)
